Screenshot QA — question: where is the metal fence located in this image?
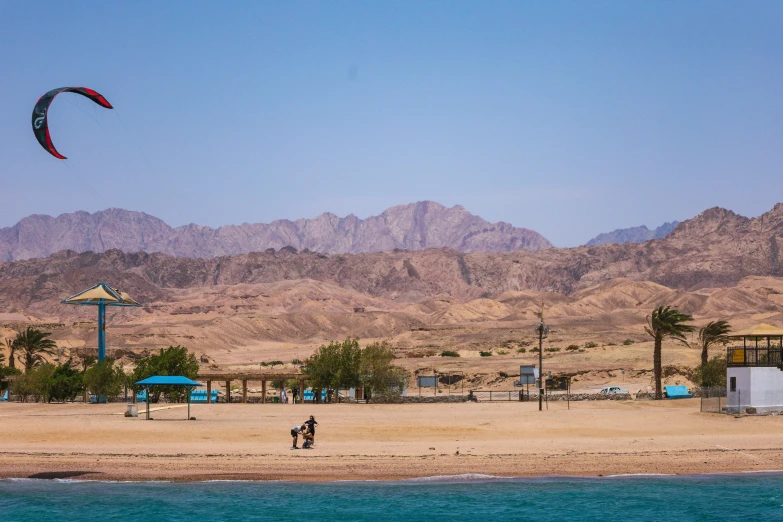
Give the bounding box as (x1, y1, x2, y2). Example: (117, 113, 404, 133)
(469, 390, 528, 402)
(700, 386, 727, 413)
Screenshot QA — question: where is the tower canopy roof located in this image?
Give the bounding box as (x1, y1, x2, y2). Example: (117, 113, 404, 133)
(62, 282, 141, 307)
(729, 323, 783, 338)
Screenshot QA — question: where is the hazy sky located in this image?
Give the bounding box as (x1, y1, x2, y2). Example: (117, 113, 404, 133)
(1, 2, 781, 246)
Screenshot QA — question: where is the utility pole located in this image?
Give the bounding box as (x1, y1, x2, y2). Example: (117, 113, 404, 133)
(536, 302, 549, 412)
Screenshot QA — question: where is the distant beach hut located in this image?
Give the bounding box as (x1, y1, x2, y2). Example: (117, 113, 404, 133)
(62, 282, 141, 362)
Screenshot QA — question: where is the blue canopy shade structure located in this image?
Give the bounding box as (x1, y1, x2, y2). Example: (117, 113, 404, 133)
(62, 283, 141, 362)
(135, 376, 202, 387)
(134, 375, 203, 420)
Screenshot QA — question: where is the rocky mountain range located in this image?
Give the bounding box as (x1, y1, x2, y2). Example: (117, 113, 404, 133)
(0, 201, 551, 262)
(585, 221, 679, 246)
(1, 203, 782, 382)
(1, 204, 781, 317)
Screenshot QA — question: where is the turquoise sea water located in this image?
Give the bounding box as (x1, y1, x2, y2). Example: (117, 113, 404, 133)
(2, 473, 782, 521)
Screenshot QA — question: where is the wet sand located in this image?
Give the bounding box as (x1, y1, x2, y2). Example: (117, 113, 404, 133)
(1, 400, 781, 481)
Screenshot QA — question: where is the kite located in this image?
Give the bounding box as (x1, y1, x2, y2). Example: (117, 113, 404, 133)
(31, 87, 113, 159)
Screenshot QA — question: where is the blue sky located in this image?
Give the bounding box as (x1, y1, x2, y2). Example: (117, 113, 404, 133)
(1, 2, 781, 247)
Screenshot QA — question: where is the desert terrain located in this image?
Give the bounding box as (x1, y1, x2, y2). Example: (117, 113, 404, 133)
(2, 274, 783, 393)
(1, 203, 783, 392)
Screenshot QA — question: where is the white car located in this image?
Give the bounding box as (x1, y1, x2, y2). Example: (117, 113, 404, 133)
(599, 386, 628, 394)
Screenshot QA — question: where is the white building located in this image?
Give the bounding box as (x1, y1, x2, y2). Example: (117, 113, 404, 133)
(726, 324, 783, 413)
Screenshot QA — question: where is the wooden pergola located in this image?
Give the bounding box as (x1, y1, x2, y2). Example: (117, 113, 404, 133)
(197, 372, 307, 404)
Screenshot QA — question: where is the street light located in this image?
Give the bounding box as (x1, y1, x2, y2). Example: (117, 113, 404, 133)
(535, 315, 549, 412)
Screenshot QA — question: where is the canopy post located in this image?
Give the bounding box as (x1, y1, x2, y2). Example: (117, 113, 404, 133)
(299, 379, 305, 404)
(187, 386, 191, 419)
(261, 380, 267, 405)
(97, 301, 106, 362)
(226, 380, 231, 403)
(146, 385, 150, 420)
(206, 380, 212, 404)
(242, 379, 248, 404)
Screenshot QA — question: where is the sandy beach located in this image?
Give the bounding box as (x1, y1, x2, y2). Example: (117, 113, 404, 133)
(1, 400, 782, 482)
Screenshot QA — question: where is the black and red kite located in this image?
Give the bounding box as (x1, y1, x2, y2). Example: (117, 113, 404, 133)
(31, 87, 113, 159)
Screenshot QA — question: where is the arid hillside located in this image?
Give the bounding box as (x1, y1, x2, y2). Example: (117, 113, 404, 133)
(1, 203, 782, 392)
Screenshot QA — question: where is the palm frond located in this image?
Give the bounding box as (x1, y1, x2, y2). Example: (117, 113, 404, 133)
(646, 306, 695, 343)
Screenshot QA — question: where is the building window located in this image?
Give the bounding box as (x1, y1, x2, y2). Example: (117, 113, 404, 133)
(730, 377, 736, 392)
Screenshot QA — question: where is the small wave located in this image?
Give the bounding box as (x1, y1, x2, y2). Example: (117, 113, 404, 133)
(405, 474, 507, 482)
(604, 473, 676, 478)
(1, 478, 173, 484)
(203, 479, 289, 483)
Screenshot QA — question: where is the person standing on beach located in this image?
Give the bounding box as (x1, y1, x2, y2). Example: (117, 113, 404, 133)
(280, 388, 287, 404)
(291, 425, 303, 449)
(304, 416, 318, 446)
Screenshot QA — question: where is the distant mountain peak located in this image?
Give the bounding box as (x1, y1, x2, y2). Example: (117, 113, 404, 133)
(585, 221, 680, 246)
(0, 202, 552, 262)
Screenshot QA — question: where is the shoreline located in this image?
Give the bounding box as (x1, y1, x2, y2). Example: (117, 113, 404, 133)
(3, 470, 783, 485)
(2, 446, 782, 483)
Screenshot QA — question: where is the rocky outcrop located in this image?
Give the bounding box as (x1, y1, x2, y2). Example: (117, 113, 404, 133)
(0, 202, 552, 262)
(585, 221, 679, 246)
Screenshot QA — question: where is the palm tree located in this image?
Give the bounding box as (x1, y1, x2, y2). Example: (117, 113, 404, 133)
(14, 327, 57, 373)
(694, 321, 731, 368)
(645, 306, 695, 400)
(5, 338, 17, 369)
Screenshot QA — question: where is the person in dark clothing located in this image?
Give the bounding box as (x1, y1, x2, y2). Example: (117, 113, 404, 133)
(304, 416, 318, 446)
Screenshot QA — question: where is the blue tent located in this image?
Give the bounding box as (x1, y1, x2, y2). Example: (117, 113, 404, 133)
(135, 376, 202, 420)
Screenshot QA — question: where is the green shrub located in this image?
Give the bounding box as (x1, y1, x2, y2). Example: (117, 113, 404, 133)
(695, 355, 728, 387)
(566, 345, 580, 351)
(584, 341, 599, 348)
(623, 339, 635, 346)
(545, 347, 560, 352)
(291, 358, 303, 365)
(304, 338, 407, 402)
(516, 347, 527, 353)
(440, 350, 460, 357)
(530, 348, 540, 353)
(0, 365, 21, 392)
(496, 349, 509, 355)
(479, 351, 493, 357)
(84, 358, 125, 400)
(132, 346, 199, 403)
(261, 360, 285, 367)
(12, 363, 55, 402)
(47, 360, 84, 402)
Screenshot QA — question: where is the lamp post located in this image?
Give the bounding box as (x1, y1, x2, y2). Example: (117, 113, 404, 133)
(535, 310, 549, 412)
